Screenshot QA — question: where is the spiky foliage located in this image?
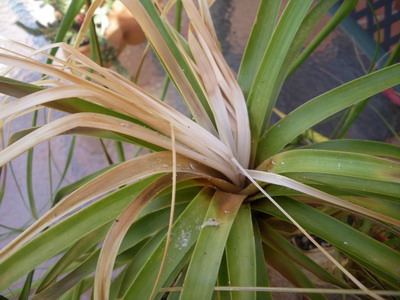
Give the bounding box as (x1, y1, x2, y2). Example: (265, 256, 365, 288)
(0, 0, 399, 299)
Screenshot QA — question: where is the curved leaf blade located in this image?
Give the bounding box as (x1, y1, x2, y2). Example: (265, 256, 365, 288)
(300, 140, 400, 160)
(226, 204, 256, 300)
(287, 0, 357, 77)
(180, 191, 245, 300)
(238, 0, 281, 98)
(32, 201, 189, 299)
(258, 220, 348, 288)
(247, 0, 313, 157)
(252, 219, 272, 300)
(36, 224, 111, 292)
(286, 172, 400, 199)
(264, 245, 327, 300)
(253, 197, 400, 287)
(0, 175, 161, 291)
(257, 64, 400, 162)
(122, 0, 216, 132)
(258, 149, 400, 184)
(122, 188, 213, 299)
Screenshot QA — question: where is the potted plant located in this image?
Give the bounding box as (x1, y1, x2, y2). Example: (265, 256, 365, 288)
(0, 0, 399, 299)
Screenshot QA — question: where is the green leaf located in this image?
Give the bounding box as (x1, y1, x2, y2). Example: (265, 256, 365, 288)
(300, 140, 400, 160)
(247, 0, 313, 158)
(118, 228, 169, 298)
(0, 175, 162, 291)
(8, 127, 39, 145)
(87, 1, 104, 67)
(155, 251, 192, 300)
(33, 238, 151, 300)
(166, 266, 187, 300)
(35, 197, 191, 299)
(54, 135, 76, 194)
(286, 172, 400, 199)
(26, 110, 39, 220)
(0, 184, 4, 206)
(110, 267, 127, 300)
(36, 224, 111, 292)
(252, 219, 271, 300)
(134, 0, 216, 131)
(61, 127, 164, 152)
(253, 197, 400, 287)
(32, 199, 186, 298)
(282, 0, 338, 74)
(18, 270, 35, 300)
(7, 123, 164, 155)
(180, 191, 245, 300)
(337, 196, 400, 221)
(259, 149, 400, 184)
(0, 164, 6, 206)
(263, 245, 327, 300)
(47, 0, 85, 60)
(53, 164, 116, 204)
(0, 76, 42, 97)
(69, 280, 86, 300)
(255, 0, 339, 109)
(226, 204, 256, 300)
(258, 220, 348, 288)
(287, 0, 357, 77)
(0, 76, 147, 127)
(262, 184, 400, 222)
(139, 185, 201, 217)
(217, 253, 230, 300)
(121, 203, 187, 256)
(238, 0, 281, 98)
(385, 41, 400, 66)
(85, 5, 126, 163)
(256, 148, 400, 200)
(22, 0, 83, 217)
(121, 188, 213, 299)
(257, 64, 400, 163)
